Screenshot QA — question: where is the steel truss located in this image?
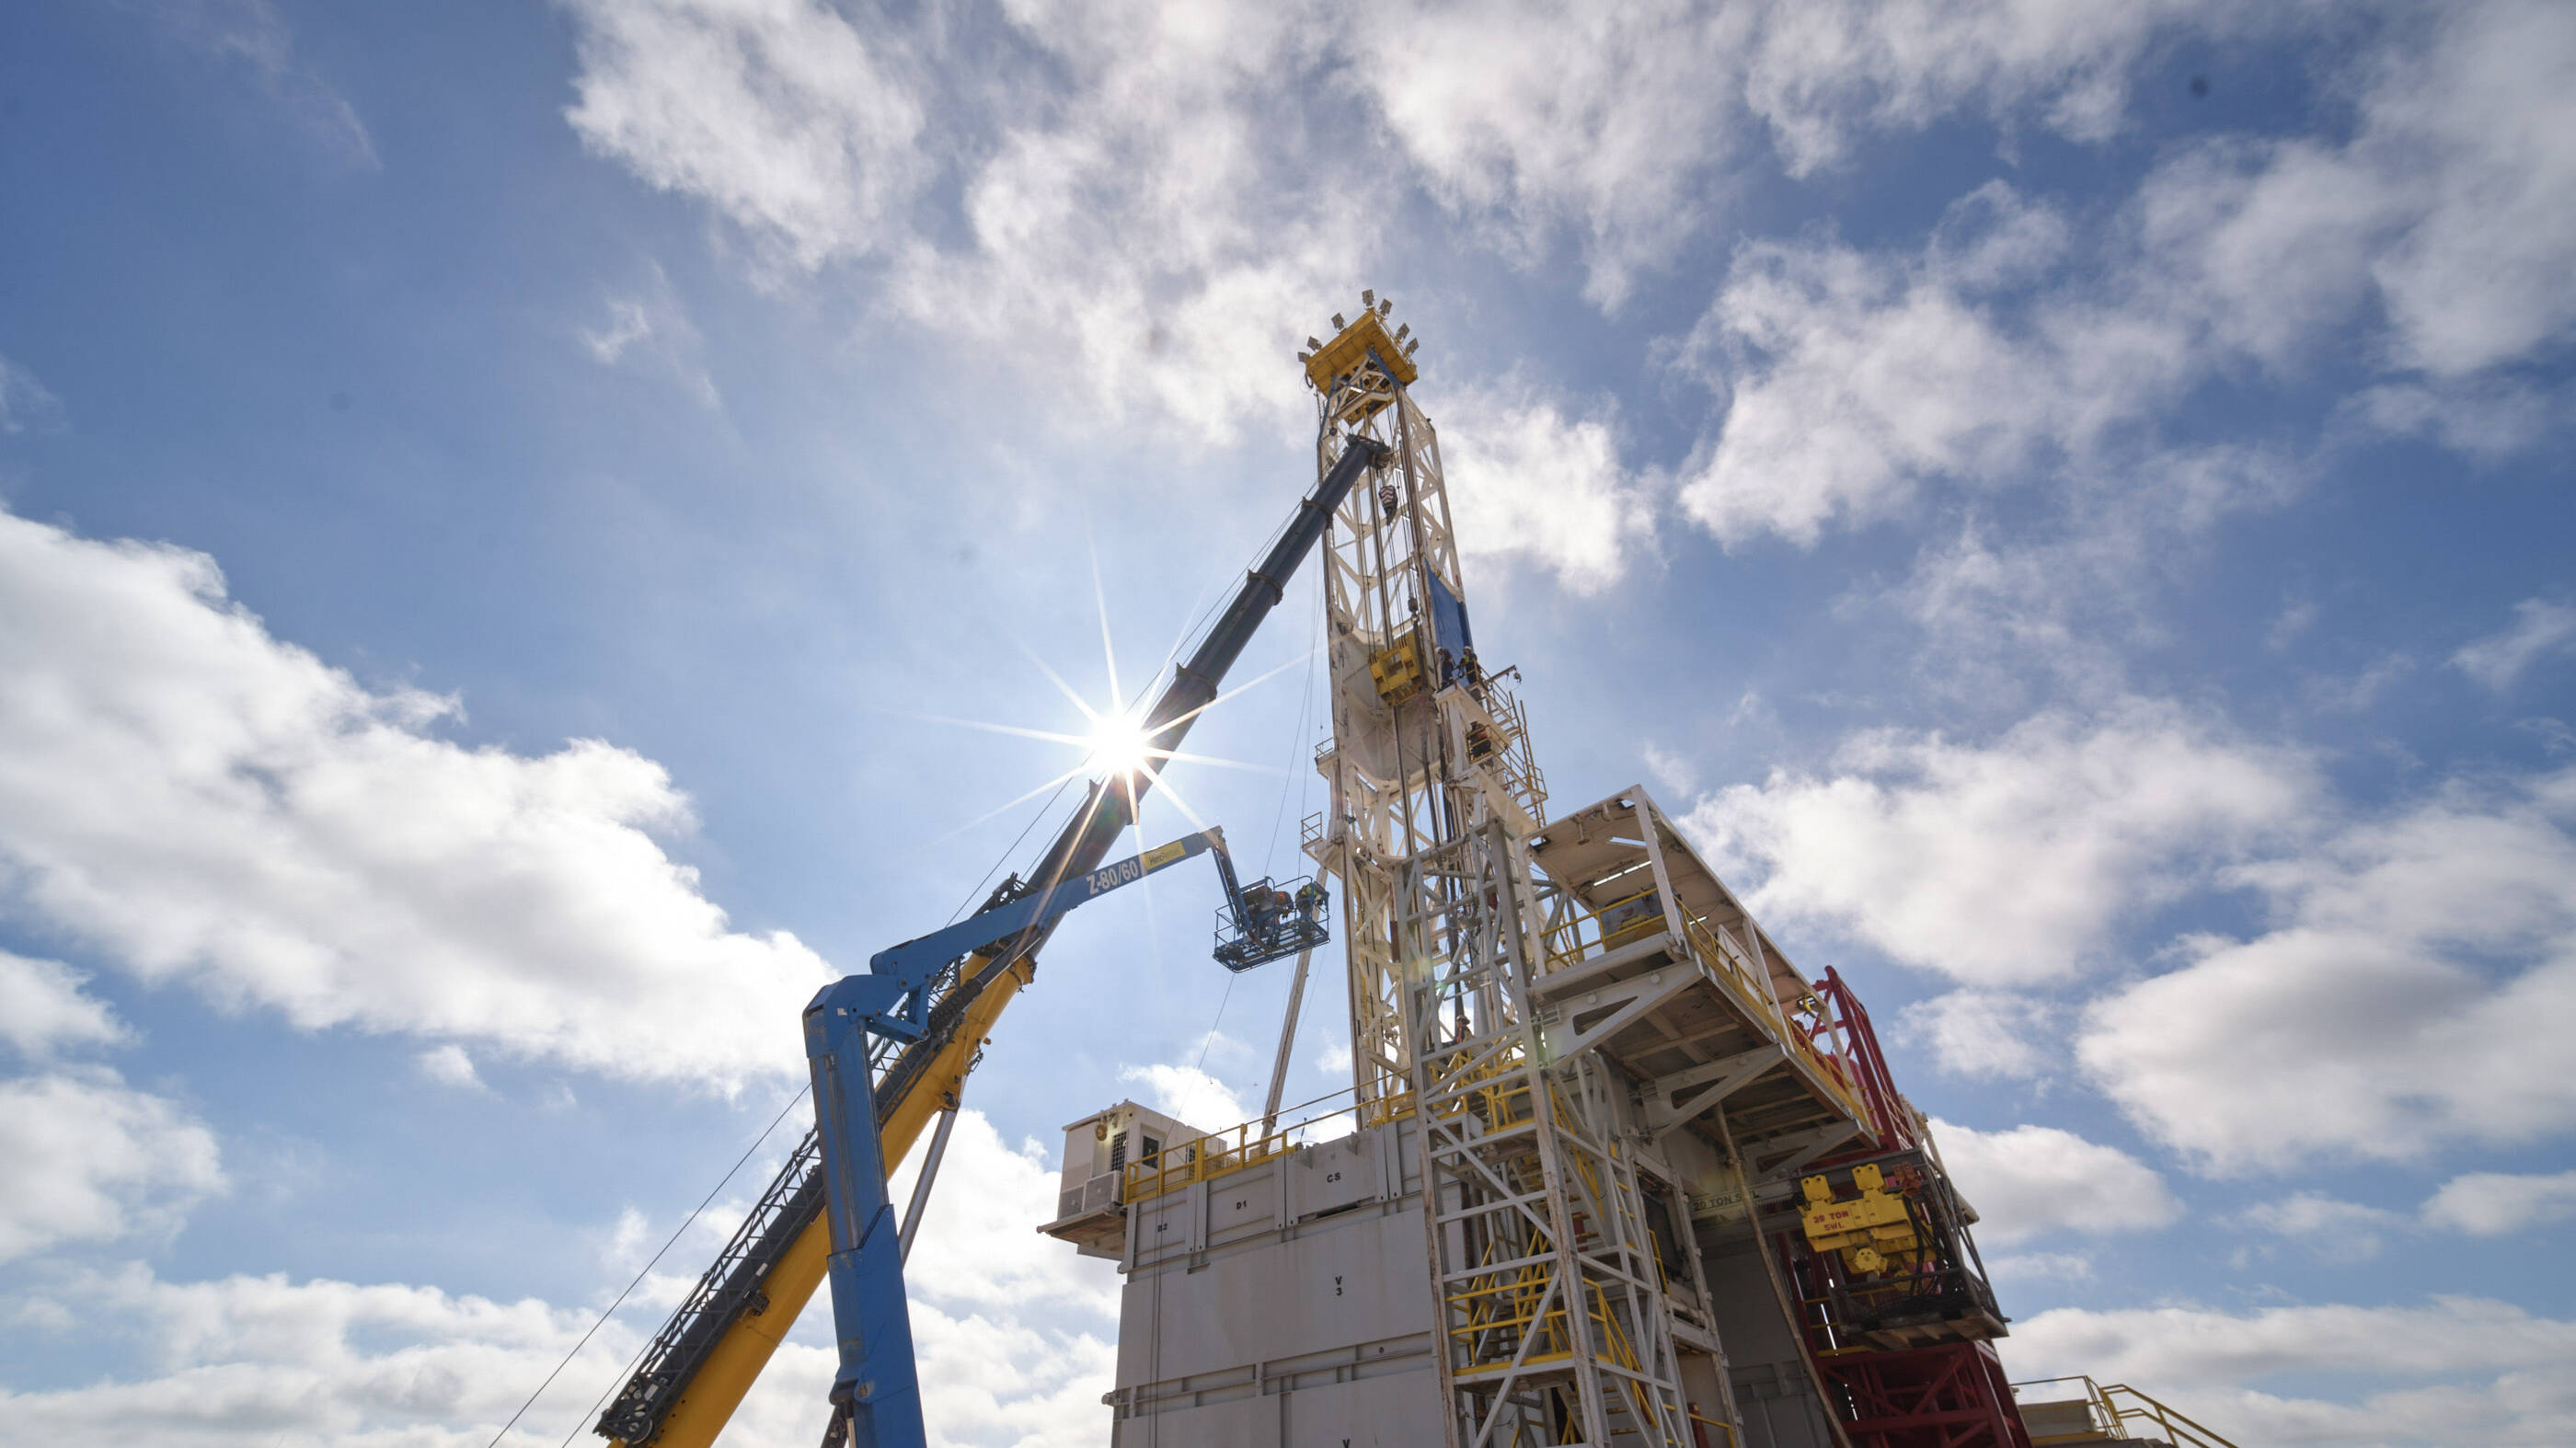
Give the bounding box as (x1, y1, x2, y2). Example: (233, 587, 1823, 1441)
(1400, 823, 1692, 1448)
(1818, 1341, 2032, 1448)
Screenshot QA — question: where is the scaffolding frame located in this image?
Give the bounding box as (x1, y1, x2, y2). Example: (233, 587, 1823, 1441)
(1397, 822, 1694, 1448)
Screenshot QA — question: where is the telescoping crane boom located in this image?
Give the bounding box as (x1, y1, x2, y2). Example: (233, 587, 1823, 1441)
(593, 435, 1391, 1448)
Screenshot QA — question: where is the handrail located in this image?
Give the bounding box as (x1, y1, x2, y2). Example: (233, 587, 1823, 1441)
(1543, 884, 1663, 972)
(2009, 1375, 2242, 1448)
(1120, 1084, 1417, 1204)
(1687, 1407, 1738, 1448)
(2100, 1383, 2242, 1448)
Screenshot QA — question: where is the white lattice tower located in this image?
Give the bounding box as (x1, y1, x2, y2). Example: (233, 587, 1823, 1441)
(1297, 303, 1686, 1447)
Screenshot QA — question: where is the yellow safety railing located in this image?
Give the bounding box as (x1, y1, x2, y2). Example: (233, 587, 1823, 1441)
(1543, 885, 1665, 974)
(2009, 1376, 2242, 1448)
(1447, 1278, 1639, 1373)
(1120, 1084, 1415, 1205)
(1686, 1408, 1737, 1448)
(1677, 912, 1782, 1027)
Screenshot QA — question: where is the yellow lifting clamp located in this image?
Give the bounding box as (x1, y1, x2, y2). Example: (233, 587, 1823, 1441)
(1370, 635, 1427, 706)
(1799, 1163, 1923, 1277)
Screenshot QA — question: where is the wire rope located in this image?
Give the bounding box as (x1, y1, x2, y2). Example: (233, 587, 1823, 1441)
(946, 774, 1078, 925)
(1193, 971, 1238, 1074)
(479, 1082, 810, 1448)
(1259, 569, 1326, 878)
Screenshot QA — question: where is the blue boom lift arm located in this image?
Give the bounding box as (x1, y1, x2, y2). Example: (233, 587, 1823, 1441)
(806, 823, 1329, 1447)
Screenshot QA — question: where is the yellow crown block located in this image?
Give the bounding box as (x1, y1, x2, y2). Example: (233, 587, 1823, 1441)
(1305, 309, 1419, 393)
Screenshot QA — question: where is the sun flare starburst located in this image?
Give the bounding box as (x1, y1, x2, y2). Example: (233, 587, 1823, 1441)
(901, 523, 1310, 855)
(1085, 711, 1157, 778)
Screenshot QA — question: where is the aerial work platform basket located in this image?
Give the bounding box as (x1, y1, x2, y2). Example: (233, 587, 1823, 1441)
(1211, 873, 1329, 971)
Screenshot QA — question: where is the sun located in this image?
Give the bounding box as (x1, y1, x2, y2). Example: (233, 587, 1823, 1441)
(901, 532, 1314, 850)
(1084, 710, 1156, 778)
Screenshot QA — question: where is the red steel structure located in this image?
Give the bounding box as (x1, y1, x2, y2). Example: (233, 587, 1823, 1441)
(1818, 967, 1919, 1154)
(1821, 1341, 2035, 1448)
(1781, 970, 2034, 1448)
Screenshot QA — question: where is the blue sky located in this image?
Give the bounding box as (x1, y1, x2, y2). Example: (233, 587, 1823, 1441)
(1, 1, 2571, 1444)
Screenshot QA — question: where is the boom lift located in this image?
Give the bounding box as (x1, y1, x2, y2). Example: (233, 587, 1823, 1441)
(593, 436, 1390, 1448)
(805, 825, 1322, 1447)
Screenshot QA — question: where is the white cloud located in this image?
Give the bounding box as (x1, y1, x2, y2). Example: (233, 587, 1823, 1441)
(1437, 380, 1653, 594)
(1739, 0, 2233, 175)
(561, 0, 925, 272)
(562, 0, 1378, 447)
(1898, 991, 2051, 1079)
(0, 960, 217, 1263)
(0, 1270, 1090, 1448)
(1886, 447, 2303, 702)
(2420, 1168, 2576, 1237)
(0, 509, 831, 1090)
(2002, 1295, 2576, 1448)
(2453, 598, 2576, 692)
(905, 1305, 1116, 1448)
(0, 1109, 1122, 1448)
(414, 1044, 484, 1092)
(1673, 179, 2232, 546)
(558, 0, 2265, 443)
(2236, 1192, 2403, 1262)
(1117, 1062, 1249, 1133)
(1641, 742, 1699, 798)
(891, 1110, 1119, 1324)
(1356, 0, 1758, 305)
(877, 1109, 1122, 1446)
(556, 0, 2570, 478)
(582, 261, 720, 408)
(1671, 183, 2302, 550)
(129, 0, 379, 169)
(1892, 526, 2120, 704)
(0, 1069, 223, 1263)
(1360, 0, 2237, 301)
(1929, 1118, 2180, 1246)
(1684, 4, 2576, 547)
(0, 1265, 627, 1447)
(0, 351, 66, 436)
(1685, 701, 2311, 984)
(1982, 1250, 2093, 1283)
(2080, 768, 2576, 1172)
(0, 952, 130, 1057)
(2353, 1, 2576, 376)
(2128, 1, 2576, 380)
(878, 1, 1377, 447)
(2351, 378, 2565, 460)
